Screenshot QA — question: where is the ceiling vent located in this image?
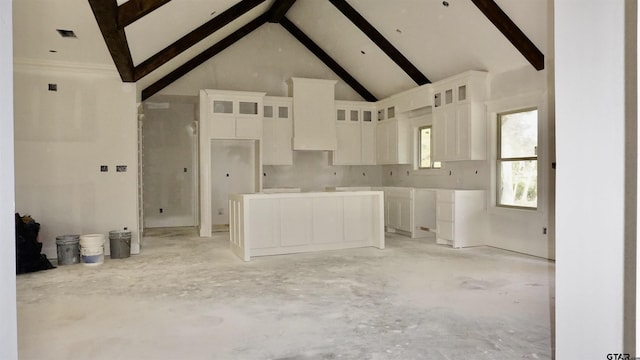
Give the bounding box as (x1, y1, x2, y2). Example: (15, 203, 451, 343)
(56, 29, 77, 38)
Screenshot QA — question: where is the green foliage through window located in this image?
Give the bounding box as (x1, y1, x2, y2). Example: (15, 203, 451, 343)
(497, 109, 538, 209)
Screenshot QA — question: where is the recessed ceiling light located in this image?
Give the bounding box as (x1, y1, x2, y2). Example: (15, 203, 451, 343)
(49, 49, 57, 53)
(396, 28, 403, 34)
(210, 11, 216, 16)
(56, 29, 77, 38)
(442, 1, 449, 7)
(360, 50, 366, 55)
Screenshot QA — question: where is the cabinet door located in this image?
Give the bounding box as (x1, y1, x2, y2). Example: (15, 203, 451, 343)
(387, 198, 401, 229)
(433, 110, 446, 161)
(273, 118, 293, 165)
(210, 116, 235, 139)
(361, 123, 376, 165)
(236, 116, 262, 139)
(262, 119, 277, 164)
(376, 122, 389, 163)
(455, 103, 471, 160)
(398, 198, 412, 232)
(335, 123, 361, 164)
(444, 106, 457, 161)
(376, 121, 398, 164)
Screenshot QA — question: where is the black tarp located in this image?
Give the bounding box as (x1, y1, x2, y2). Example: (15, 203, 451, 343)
(15, 213, 55, 274)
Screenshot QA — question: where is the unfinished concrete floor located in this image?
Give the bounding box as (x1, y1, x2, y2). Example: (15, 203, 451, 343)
(17, 228, 554, 360)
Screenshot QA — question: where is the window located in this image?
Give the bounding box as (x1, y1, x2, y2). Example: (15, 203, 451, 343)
(497, 108, 538, 209)
(418, 126, 442, 169)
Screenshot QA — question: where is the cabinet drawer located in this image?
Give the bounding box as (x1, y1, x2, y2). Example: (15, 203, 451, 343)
(436, 190, 454, 203)
(436, 202, 454, 222)
(437, 220, 454, 240)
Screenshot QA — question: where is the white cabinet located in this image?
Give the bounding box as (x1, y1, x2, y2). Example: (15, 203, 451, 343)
(331, 101, 377, 165)
(383, 187, 435, 238)
(201, 89, 265, 140)
(393, 84, 433, 113)
(376, 119, 410, 164)
(229, 191, 385, 261)
(435, 189, 486, 248)
(433, 71, 488, 162)
(262, 96, 293, 165)
(290, 78, 337, 150)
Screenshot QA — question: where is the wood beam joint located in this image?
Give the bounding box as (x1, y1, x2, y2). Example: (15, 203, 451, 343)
(88, 0, 135, 82)
(267, 0, 297, 23)
(134, 0, 266, 80)
(118, 0, 172, 29)
(280, 17, 377, 102)
(142, 14, 269, 101)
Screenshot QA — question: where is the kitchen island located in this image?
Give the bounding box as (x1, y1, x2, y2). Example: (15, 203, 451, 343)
(229, 190, 384, 261)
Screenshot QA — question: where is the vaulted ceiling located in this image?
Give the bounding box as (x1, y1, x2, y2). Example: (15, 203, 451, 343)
(13, 0, 548, 101)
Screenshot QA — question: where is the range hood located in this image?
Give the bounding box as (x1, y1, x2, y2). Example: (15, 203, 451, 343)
(290, 77, 338, 151)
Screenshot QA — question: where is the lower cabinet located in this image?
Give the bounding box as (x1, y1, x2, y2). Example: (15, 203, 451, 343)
(383, 187, 436, 238)
(435, 189, 486, 248)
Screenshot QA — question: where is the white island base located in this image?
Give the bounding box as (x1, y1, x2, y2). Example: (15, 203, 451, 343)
(229, 191, 385, 261)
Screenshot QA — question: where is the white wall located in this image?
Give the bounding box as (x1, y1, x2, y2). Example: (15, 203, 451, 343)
(153, 24, 364, 101)
(210, 140, 256, 225)
(1, 0, 17, 358)
(263, 151, 383, 191)
(142, 97, 197, 228)
(485, 66, 554, 259)
(556, 0, 627, 357)
(13, 62, 140, 258)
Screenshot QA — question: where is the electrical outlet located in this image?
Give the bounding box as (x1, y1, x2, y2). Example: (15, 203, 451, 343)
(116, 165, 127, 172)
(543, 227, 547, 235)
(159, 208, 163, 213)
(100, 165, 108, 172)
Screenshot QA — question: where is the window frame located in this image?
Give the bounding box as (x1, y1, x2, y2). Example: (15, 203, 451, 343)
(496, 107, 538, 210)
(417, 125, 441, 170)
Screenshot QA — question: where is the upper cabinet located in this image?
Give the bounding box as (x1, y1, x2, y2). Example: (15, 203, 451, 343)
(263, 96, 293, 165)
(289, 78, 337, 151)
(432, 71, 488, 162)
(393, 85, 433, 113)
(375, 98, 410, 165)
(200, 89, 265, 140)
(331, 101, 377, 165)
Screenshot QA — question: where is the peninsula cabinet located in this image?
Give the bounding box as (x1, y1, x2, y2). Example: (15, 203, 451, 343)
(432, 71, 488, 162)
(200, 89, 266, 140)
(262, 96, 293, 165)
(435, 189, 486, 248)
(331, 101, 377, 165)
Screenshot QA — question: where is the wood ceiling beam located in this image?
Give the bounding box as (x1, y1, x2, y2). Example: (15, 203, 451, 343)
(134, 0, 266, 80)
(118, 0, 172, 29)
(142, 14, 269, 101)
(471, 0, 544, 70)
(88, 0, 135, 82)
(267, 0, 297, 23)
(280, 17, 377, 102)
(328, 0, 429, 85)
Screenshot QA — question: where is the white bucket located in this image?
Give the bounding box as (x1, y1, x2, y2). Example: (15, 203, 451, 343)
(79, 234, 105, 266)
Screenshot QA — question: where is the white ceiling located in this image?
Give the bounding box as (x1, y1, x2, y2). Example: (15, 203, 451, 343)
(12, 0, 549, 100)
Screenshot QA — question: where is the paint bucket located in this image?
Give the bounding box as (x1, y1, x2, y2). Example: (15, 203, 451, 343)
(56, 235, 80, 265)
(79, 234, 105, 266)
(109, 230, 131, 259)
